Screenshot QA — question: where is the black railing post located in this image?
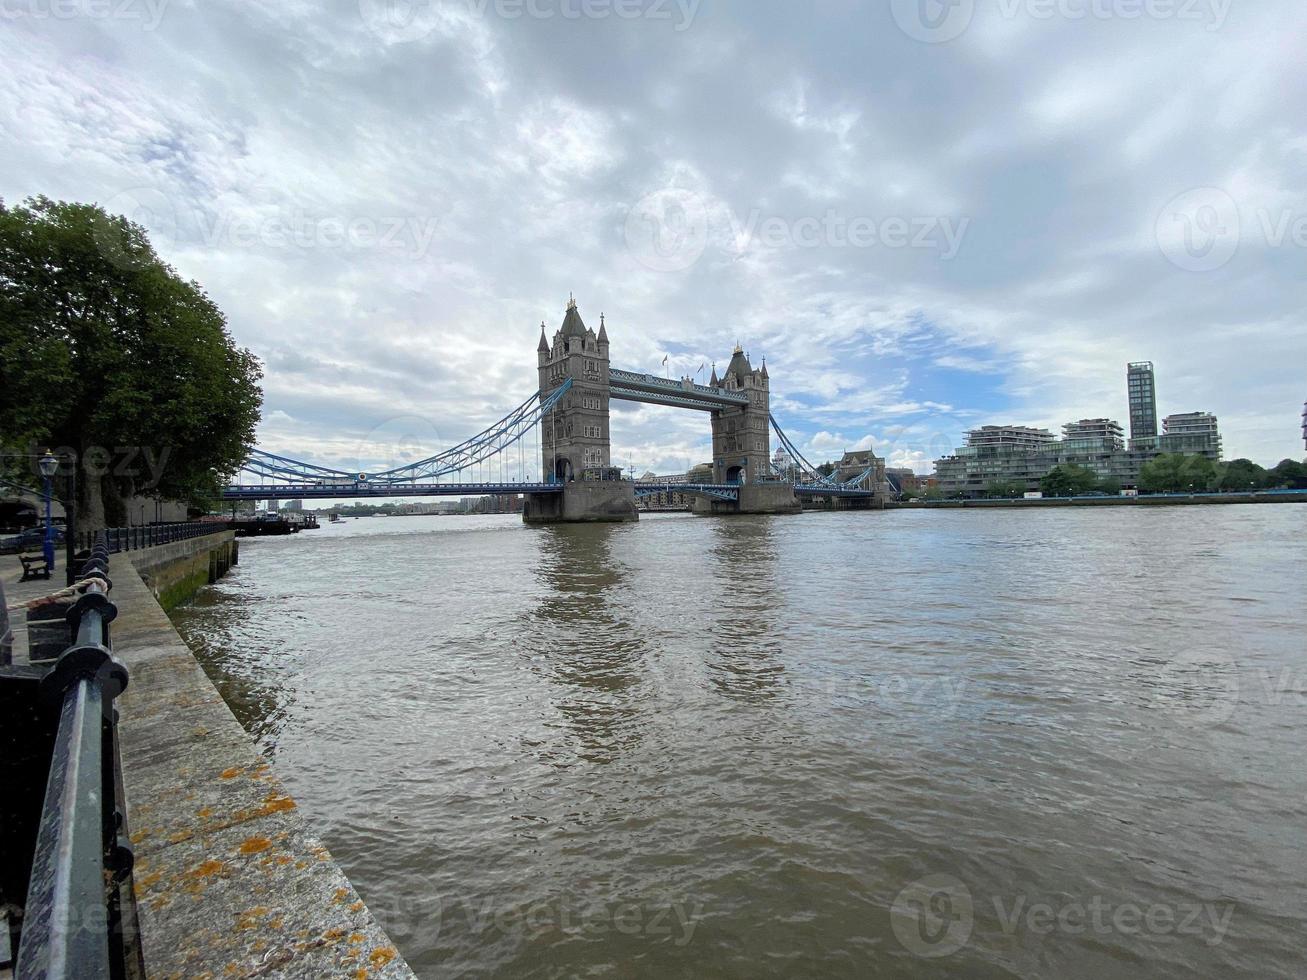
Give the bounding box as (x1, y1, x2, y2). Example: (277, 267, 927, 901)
(16, 538, 128, 980)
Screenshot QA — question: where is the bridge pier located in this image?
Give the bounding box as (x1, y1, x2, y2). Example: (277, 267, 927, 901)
(690, 482, 801, 517)
(522, 481, 639, 524)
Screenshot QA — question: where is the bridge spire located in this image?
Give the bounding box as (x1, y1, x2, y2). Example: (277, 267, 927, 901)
(598, 312, 608, 344)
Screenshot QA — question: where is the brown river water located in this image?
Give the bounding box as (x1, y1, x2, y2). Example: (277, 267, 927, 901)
(171, 505, 1307, 978)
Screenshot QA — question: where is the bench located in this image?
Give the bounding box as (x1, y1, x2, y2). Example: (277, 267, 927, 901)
(19, 554, 51, 582)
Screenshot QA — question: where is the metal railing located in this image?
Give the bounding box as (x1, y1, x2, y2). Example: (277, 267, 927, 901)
(14, 533, 138, 979)
(78, 522, 219, 555)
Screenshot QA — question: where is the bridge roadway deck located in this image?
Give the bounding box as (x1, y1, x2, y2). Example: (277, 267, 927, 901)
(221, 481, 562, 501)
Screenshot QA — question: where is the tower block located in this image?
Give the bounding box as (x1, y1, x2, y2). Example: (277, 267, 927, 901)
(524, 297, 638, 524)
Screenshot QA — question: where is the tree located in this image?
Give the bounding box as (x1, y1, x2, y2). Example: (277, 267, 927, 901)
(1267, 458, 1307, 489)
(1097, 475, 1122, 496)
(1040, 464, 1100, 497)
(1214, 458, 1268, 492)
(984, 479, 1024, 499)
(1138, 453, 1219, 493)
(0, 196, 262, 532)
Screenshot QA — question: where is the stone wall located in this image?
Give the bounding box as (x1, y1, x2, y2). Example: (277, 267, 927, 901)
(129, 531, 239, 611)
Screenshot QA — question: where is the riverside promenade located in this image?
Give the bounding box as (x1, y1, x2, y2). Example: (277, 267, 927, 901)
(2, 539, 415, 979)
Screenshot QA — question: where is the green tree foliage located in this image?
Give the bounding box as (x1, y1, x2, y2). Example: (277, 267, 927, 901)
(0, 196, 262, 531)
(984, 479, 1025, 498)
(1039, 464, 1100, 497)
(1213, 458, 1269, 491)
(1138, 453, 1219, 493)
(1267, 458, 1307, 489)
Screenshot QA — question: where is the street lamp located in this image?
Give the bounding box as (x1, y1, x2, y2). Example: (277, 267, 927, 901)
(38, 450, 59, 571)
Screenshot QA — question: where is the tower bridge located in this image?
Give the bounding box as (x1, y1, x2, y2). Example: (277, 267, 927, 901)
(222, 297, 888, 522)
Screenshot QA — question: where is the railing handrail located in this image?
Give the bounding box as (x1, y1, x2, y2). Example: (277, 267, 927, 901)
(15, 531, 134, 980)
(77, 521, 219, 555)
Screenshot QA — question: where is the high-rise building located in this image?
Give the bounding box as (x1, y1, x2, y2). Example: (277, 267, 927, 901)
(1127, 362, 1158, 441)
(1127, 362, 1158, 444)
(1302, 400, 1306, 450)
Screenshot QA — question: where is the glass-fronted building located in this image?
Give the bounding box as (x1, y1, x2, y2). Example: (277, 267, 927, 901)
(1127, 362, 1158, 444)
(932, 414, 1223, 498)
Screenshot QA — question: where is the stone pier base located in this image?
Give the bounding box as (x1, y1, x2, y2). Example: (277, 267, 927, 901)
(692, 483, 802, 517)
(523, 482, 640, 524)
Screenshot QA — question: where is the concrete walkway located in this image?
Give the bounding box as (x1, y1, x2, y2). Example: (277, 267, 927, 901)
(1, 553, 70, 663)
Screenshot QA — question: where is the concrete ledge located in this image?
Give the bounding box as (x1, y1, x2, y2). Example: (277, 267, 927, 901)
(111, 552, 414, 978)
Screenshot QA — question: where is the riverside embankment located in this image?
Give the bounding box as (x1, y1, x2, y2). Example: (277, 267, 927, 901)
(895, 489, 1307, 509)
(112, 532, 413, 978)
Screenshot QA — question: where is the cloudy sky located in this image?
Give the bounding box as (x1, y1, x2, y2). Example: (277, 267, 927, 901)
(3, 0, 1305, 476)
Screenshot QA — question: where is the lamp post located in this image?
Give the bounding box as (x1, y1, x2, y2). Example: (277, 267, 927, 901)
(38, 450, 58, 571)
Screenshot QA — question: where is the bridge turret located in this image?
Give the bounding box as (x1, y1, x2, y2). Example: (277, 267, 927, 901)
(536, 296, 613, 483)
(711, 344, 771, 485)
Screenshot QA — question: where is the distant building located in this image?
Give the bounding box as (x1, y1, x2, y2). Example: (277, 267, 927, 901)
(964, 426, 1057, 453)
(832, 449, 886, 491)
(1161, 412, 1222, 457)
(1062, 419, 1124, 450)
(1303, 400, 1307, 450)
(772, 446, 797, 481)
(283, 499, 303, 512)
(933, 413, 1221, 499)
(1128, 361, 1159, 444)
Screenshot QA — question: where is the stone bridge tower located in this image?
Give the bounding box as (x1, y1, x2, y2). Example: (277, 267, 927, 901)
(710, 346, 771, 484)
(526, 297, 637, 524)
(537, 296, 613, 482)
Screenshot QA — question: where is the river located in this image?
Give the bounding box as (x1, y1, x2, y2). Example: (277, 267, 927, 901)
(171, 505, 1306, 978)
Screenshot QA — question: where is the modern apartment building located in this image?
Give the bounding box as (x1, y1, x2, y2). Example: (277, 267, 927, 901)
(1161, 412, 1223, 457)
(963, 426, 1057, 453)
(933, 413, 1223, 498)
(1127, 361, 1158, 444)
(1062, 419, 1125, 449)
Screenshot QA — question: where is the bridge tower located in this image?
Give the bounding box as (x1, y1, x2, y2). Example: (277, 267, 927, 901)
(710, 346, 771, 484)
(525, 296, 637, 524)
